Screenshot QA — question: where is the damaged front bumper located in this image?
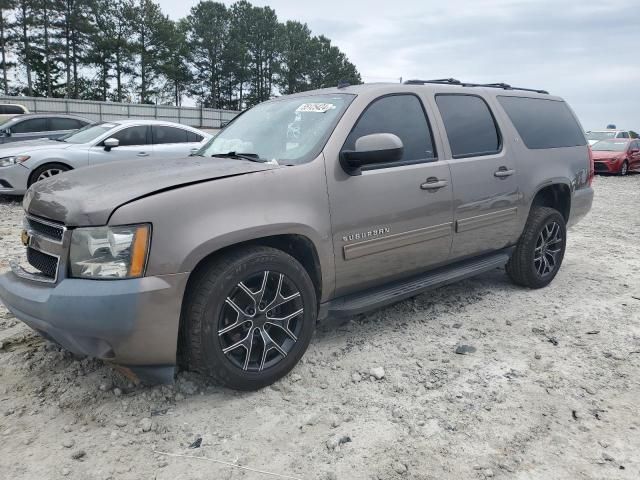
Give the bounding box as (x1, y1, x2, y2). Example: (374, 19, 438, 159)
(0, 266, 189, 384)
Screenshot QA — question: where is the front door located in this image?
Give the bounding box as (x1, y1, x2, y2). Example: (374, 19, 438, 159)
(326, 94, 454, 297)
(88, 125, 153, 165)
(432, 93, 520, 259)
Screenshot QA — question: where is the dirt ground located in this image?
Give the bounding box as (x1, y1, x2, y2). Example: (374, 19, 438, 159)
(0, 174, 639, 480)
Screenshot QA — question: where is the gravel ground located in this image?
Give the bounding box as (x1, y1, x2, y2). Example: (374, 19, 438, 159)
(1, 175, 639, 480)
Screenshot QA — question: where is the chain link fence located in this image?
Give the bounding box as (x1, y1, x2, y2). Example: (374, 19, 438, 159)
(0, 95, 239, 129)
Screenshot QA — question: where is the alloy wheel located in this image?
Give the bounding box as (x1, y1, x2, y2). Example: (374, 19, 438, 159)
(621, 162, 628, 176)
(218, 270, 304, 372)
(36, 168, 64, 182)
(534, 221, 563, 277)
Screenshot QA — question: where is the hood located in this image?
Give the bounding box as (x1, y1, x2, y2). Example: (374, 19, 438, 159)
(0, 138, 73, 155)
(592, 150, 624, 160)
(24, 155, 279, 226)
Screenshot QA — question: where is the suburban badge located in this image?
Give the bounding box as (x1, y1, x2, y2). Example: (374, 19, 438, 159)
(343, 227, 390, 243)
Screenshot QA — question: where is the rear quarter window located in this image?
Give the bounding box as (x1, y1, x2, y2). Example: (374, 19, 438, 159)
(497, 96, 586, 149)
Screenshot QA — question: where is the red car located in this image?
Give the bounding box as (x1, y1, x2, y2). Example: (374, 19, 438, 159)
(592, 139, 640, 175)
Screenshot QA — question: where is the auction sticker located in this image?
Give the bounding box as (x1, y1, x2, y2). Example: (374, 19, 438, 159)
(296, 103, 336, 113)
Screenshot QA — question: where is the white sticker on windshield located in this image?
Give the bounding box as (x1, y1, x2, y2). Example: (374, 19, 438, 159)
(296, 103, 336, 113)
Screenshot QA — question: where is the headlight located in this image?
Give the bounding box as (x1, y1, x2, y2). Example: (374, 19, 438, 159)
(0, 155, 30, 167)
(70, 224, 150, 279)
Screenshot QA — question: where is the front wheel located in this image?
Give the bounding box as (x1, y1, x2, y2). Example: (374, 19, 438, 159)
(28, 163, 71, 187)
(619, 160, 629, 176)
(506, 207, 567, 289)
(180, 246, 317, 390)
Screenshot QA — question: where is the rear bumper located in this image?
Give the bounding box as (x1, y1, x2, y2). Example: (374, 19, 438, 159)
(0, 269, 189, 382)
(0, 164, 29, 195)
(568, 186, 593, 228)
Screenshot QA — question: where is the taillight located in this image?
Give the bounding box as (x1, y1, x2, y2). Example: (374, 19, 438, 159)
(587, 145, 594, 186)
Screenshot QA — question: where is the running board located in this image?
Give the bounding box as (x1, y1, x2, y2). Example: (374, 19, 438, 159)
(319, 248, 512, 320)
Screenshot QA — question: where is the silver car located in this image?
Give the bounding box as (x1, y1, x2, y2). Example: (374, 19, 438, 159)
(0, 113, 91, 145)
(0, 119, 211, 195)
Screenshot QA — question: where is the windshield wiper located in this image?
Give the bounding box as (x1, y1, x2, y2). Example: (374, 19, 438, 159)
(213, 152, 268, 163)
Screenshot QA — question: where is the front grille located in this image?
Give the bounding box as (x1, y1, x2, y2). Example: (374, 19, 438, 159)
(27, 216, 64, 241)
(27, 247, 58, 279)
(594, 162, 608, 172)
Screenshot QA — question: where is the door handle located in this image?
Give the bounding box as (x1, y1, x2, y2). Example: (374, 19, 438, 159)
(137, 152, 149, 157)
(420, 177, 448, 191)
(494, 167, 515, 178)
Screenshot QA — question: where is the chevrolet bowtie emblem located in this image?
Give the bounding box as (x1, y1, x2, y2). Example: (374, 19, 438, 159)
(21, 229, 30, 247)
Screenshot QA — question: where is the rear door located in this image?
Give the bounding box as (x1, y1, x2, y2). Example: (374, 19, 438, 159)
(328, 93, 454, 296)
(152, 125, 204, 158)
(88, 125, 153, 164)
(629, 140, 640, 171)
(433, 93, 520, 259)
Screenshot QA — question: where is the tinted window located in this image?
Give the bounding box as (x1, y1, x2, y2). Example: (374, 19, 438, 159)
(187, 131, 203, 142)
(153, 126, 189, 144)
(619, 132, 629, 138)
(11, 118, 47, 133)
(497, 96, 587, 149)
(0, 105, 25, 114)
(436, 94, 501, 158)
(110, 126, 149, 146)
(343, 95, 436, 163)
(49, 117, 85, 131)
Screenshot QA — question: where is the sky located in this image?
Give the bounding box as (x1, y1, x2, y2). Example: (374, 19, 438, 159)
(158, 0, 640, 131)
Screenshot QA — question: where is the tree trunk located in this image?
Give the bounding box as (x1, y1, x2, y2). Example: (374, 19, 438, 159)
(20, 2, 33, 96)
(64, 11, 71, 98)
(43, 1, 51, 97)
(0, 9, 8, 94)
(115, 48, 122, 102)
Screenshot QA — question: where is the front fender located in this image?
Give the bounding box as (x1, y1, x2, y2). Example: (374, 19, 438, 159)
(109, 159, 336, 301)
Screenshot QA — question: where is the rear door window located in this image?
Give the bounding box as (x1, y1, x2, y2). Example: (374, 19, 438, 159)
(11, 118, 47, 133)
(49, 117, 86, 131)
(152, 126, 189, 144)
(435, 94, 501, 158)
(0, 105, 26, 114)
(343, 94, 437, 166)
(497, 96, 587, 149)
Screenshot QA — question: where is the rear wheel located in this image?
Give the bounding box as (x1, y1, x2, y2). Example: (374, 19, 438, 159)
(506, 207, 566, 289)
(619, 160, 629, 176)
(28, 163, 70, 187)
(181, 246, 317, 390)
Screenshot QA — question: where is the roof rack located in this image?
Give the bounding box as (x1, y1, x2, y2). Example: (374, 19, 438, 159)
(403, 79, 549, 94)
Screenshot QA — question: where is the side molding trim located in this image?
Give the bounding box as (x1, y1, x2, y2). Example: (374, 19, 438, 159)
(456, 207, 518, 233)
(343, 223, 452, 260)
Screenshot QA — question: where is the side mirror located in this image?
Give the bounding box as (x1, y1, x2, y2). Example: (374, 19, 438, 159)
(103, 137, 119, 151)
(3, 128, 11, 137)
(220, 120, 230, 129)
(340, 133, 404, 175)
(189, 147, 200, 156)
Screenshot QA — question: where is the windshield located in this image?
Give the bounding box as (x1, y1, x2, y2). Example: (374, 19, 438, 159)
(197, 94, 355, 164)
(58, 122, 115, 144)
(592, 140, 628, 152)
(586, 131, 617, 141)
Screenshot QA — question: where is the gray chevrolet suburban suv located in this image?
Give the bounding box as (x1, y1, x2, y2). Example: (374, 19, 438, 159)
(0, 80, 594, 390)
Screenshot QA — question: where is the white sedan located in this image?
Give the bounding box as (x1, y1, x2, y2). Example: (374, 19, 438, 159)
(0, 119, 211, 195)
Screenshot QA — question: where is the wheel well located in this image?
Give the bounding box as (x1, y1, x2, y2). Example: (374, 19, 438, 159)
(28, 162, 73, 186)
(531, 184, 571, 221)
(176, 235, 323, 366)
(185, 234, 322, 303)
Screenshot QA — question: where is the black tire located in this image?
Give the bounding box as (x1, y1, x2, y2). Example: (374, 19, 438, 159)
(506, 206, 567, 289)
(181, 246, 317, 390)
(619, 160, 629, 176)
(28, 163, 71, 187)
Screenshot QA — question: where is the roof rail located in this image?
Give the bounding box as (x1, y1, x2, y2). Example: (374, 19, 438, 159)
(403, 79, 549, 94)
